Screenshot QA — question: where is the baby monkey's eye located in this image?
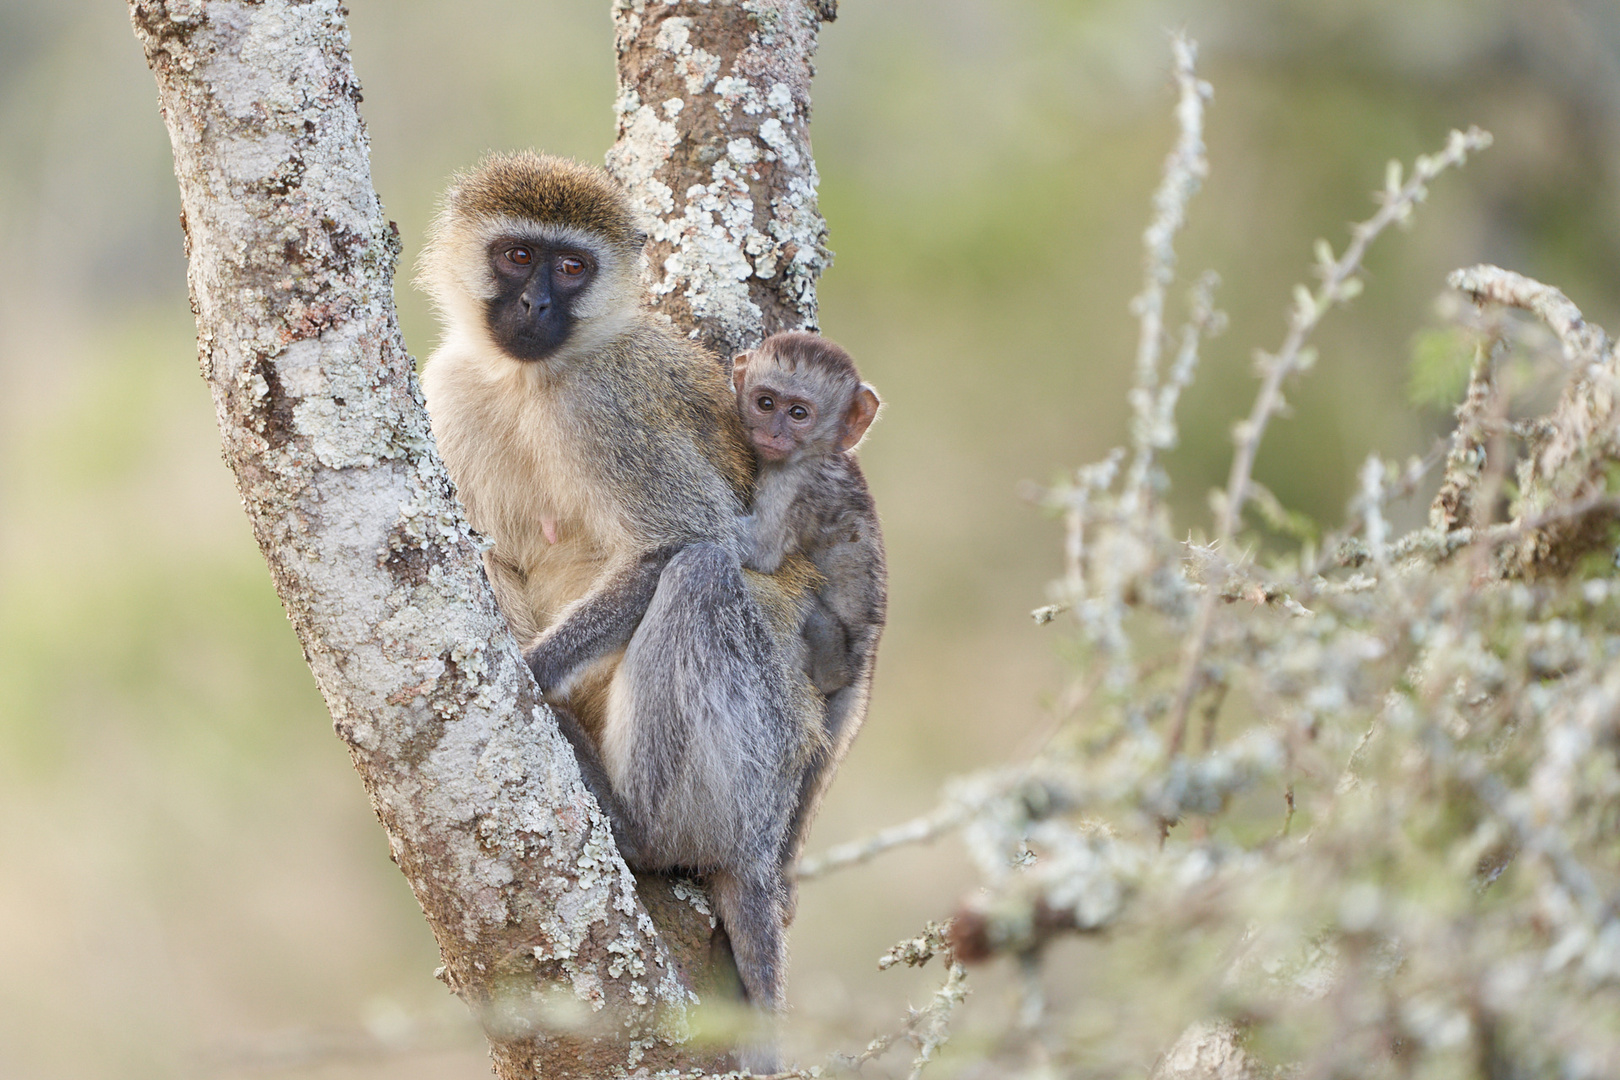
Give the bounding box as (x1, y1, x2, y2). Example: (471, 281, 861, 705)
(507, 246, 533, 266)
(788, 405, 810, 421)
(557, 255, 586, 276)
(756, 395, 775, 411)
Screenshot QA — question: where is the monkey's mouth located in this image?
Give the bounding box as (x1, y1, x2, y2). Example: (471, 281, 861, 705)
(751, 435, 794, 462)
(498, 325, 571, 362)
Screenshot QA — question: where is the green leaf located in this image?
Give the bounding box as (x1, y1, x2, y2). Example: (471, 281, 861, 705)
(1408, 327, 1475, 410)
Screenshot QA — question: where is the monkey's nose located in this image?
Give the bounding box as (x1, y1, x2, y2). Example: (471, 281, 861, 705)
(520, 282, 552, 315)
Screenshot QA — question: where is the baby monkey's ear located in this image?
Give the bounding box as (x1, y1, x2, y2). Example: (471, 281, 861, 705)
(840, 383, 882, 451)
(731, 351, 754, 394)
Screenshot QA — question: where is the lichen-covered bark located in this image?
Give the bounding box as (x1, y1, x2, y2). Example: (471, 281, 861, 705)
(609, 0, 836, 361)
(127, 3, 718, 1076)
(1148, 1022, 1265, 1080)
(1446, 265, 1620, 577)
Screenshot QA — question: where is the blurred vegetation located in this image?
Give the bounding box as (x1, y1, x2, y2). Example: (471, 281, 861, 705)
(0, 1, 1616, 1077)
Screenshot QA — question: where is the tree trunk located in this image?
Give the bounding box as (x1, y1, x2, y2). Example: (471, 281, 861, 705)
(129, 0, 834, 1075)
(125, 2, 725, 1076)
(609, 0, 836, 360)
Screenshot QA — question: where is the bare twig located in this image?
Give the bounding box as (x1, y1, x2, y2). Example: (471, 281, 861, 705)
(1355, 455, 1390, 567)
(1448, 265, 1612, 367)
(1482, 493, 1620, 544)
(1165, 584, 1221, 757)
(795, 774, 1025, 881)
(794, 805, 968, 883)
(1123, 34, 1214, 512)
(1059, 449, 1126, 602)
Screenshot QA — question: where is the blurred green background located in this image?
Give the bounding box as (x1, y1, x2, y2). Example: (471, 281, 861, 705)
(1, 1, 1615, 1076)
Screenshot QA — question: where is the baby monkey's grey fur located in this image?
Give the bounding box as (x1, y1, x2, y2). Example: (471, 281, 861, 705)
(416, 153, 854, 1072)
(733, 332, 887, 850)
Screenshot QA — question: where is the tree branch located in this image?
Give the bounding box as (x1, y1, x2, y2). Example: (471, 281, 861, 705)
(609, 0, 835, 359)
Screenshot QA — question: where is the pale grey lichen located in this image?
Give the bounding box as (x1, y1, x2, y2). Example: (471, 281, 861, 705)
(755, 117, 798, 167)
(670, 879, 716, 927)
(605, 94, 679, 218)
(654, 17, 721, 95)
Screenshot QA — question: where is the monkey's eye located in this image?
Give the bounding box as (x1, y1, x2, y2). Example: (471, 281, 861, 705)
(506, 246, 533, 266)
(756, 395, 775, 412)
(557, 255, 586, 276)
(788, 404, 810, 422)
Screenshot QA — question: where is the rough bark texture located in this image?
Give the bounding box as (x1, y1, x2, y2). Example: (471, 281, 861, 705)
(1148, 1022, 1267, 1080)
(608, 0, 836, 361)
(127, 2, 723, 1076)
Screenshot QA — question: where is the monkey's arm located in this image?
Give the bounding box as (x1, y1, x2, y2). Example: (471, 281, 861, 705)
(523, 545, 679, 693)
(740, 471, 821, 575)
(525, 415, 746, 693)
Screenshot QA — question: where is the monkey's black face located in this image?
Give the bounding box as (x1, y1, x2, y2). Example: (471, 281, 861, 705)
(485, 239, 596, 360)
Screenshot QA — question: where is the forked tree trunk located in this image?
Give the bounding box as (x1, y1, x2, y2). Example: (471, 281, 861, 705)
(127, 0, 831, 1077)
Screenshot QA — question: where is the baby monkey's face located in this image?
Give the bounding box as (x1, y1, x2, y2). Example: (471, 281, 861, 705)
(731, 334, 880, 466)
(737, 372, 831, 463)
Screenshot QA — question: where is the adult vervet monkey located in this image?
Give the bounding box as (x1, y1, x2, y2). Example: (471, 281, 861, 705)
(417, 151, 855, 1069)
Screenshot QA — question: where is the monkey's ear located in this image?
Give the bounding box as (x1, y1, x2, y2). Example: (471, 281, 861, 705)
(731, 351, 753, 394)
(839, 384, 881, 451)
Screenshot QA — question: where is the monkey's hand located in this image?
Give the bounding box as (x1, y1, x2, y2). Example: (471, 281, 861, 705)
(737, 514, 788, 575)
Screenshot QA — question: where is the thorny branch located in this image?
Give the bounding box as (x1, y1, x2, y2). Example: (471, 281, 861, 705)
(1216, 126, 1494, 542)
(1044, 36, 1221, 686)
(1448, 265, 1612, 367)
(1446, 264, 1620, 575)
(802, 33, 1620, 1080)
(1165, 125, 1493, 754)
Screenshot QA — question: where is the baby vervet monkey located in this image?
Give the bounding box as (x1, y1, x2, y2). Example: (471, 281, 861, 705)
(732, 331, 887, 800)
